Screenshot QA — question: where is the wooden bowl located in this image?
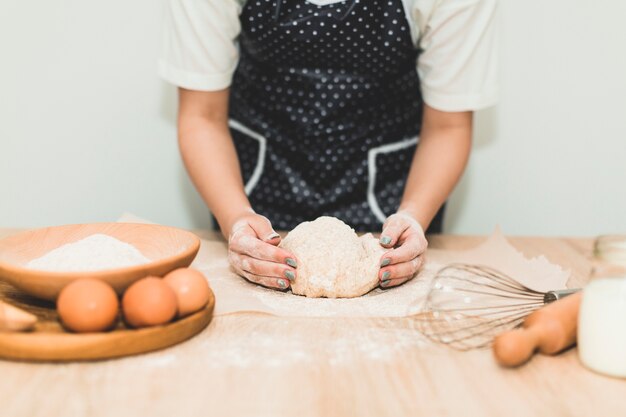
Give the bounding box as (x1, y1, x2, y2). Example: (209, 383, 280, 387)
(0, 223, 200, 301)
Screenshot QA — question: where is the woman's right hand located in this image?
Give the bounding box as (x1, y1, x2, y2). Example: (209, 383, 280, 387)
(177, 89, 296, 290)
(226, 211, 298, 290)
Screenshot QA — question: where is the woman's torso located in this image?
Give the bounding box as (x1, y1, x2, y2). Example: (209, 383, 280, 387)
(228, 0, 426, 231)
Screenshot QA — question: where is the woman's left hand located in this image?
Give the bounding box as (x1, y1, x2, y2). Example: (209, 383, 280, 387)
(378, 211, 428, 288)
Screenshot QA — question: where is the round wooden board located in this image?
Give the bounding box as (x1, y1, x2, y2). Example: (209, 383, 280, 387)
(0, 280, 215, 362)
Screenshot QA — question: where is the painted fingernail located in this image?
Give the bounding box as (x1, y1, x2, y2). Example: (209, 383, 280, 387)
(380, 258, 391, 267)
(277, 279, 288, 289)
(381, 279, 391, 287)
(381, 271, 391, 280)
(380, 236, 392, 245)
(266, 232, 280, 241)
(284, 270, 295, 281)
(286, 258, 298, 268)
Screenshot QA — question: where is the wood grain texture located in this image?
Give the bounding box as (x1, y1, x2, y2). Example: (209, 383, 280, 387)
(0, 223, 200, 300)
(0, 228, 624, 417)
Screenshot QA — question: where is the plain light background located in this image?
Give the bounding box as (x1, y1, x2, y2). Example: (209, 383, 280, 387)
(1, 0, 624, 236)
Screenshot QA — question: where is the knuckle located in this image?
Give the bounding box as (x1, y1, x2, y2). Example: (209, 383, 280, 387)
(253, 259, 283, 277)
(234, 262, 285, 289)
(263, 261, 282, 277)
(401, 277, 413, 285)
(255, 277, 270, 287)
(276, 264, 290, 277)
(407, 235, 422, 248)
(252, 215, 272, 231)
(383, 220, 400, 232)
(228, 252, 241, 267)
(277, 248, 292, 260)
(228, 234, 239, 249)
(394, 277, 408, 285)
(228, 220, 249, 241)
(389, 278, 406, 287)
(242, 257, 254, 273)
(412, 239, 426, 255)
(391, 247, 409, 262)
(386, 213, 400, 222)
(241, 270, 258, 283)
(262, 277, 282, 289)
(236, 235, 257, 254)
(387, 225, 401, 235)
(411, 258, 420, 271)
(267, 245, 282, 259)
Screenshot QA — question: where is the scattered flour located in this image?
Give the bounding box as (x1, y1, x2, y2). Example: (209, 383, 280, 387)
(121, 316, 430, 371)
(26, 234, 150, 272)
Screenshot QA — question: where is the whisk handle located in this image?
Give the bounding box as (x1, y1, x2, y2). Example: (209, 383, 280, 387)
(493, 292, 582, 367)
(543, 288, 581, 304)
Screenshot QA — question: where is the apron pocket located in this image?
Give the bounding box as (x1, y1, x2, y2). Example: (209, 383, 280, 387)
(366, 137, 418, 223)
(229, 119, 267, 196)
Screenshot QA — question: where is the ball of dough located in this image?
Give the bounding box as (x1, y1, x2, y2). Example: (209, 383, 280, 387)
(279, 216, 385, 298)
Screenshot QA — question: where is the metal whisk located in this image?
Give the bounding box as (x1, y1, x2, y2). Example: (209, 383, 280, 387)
(414, 264, 579, 350)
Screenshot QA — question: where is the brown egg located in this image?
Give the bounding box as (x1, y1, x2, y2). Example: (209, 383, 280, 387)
(163, 268, 211, 318)
(57, 278, 119, 333)
(122, 277, 177, 328)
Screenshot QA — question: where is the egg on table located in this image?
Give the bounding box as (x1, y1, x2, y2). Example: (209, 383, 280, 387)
(57, 278, 119, 333)
(122, 276, 177, 328)
(164, 268, 211, 318)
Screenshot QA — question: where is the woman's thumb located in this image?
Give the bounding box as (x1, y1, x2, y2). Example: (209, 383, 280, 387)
(249, 216, 281, 244)
(380, 217, 406, 248)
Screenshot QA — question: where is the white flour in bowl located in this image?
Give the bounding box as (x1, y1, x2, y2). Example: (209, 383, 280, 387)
(26, 234, 150, 272)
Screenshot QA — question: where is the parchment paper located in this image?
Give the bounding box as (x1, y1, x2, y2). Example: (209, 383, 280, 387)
(118, 214, 570, 318)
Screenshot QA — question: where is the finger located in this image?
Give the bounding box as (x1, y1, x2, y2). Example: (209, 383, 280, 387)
(247, 215, 281, 243)
(380, 256, 425, 282)
(230, 253, 296, 282)
(380, 234, 428, 265)
(234, 267, 291, 290)
(231, 234, 298, 267)
(380, 274, 416, 288)
(379, 217, 410, 248)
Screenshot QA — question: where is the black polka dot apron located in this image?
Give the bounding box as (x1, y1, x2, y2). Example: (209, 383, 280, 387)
(229, 0, 444, 232)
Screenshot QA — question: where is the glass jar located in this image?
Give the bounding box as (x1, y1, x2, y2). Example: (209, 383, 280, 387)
(592, 235, 626, 279)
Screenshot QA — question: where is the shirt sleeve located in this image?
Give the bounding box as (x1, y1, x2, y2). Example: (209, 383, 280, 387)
(414, 0, 499, 111)
(158, 0, 241, 91)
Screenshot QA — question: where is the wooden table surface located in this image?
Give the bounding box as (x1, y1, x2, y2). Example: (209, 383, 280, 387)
(0, 228, 623, 417)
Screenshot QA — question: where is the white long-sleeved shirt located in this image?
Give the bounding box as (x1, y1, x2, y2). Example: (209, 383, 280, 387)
(159, 0, 498, 111)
